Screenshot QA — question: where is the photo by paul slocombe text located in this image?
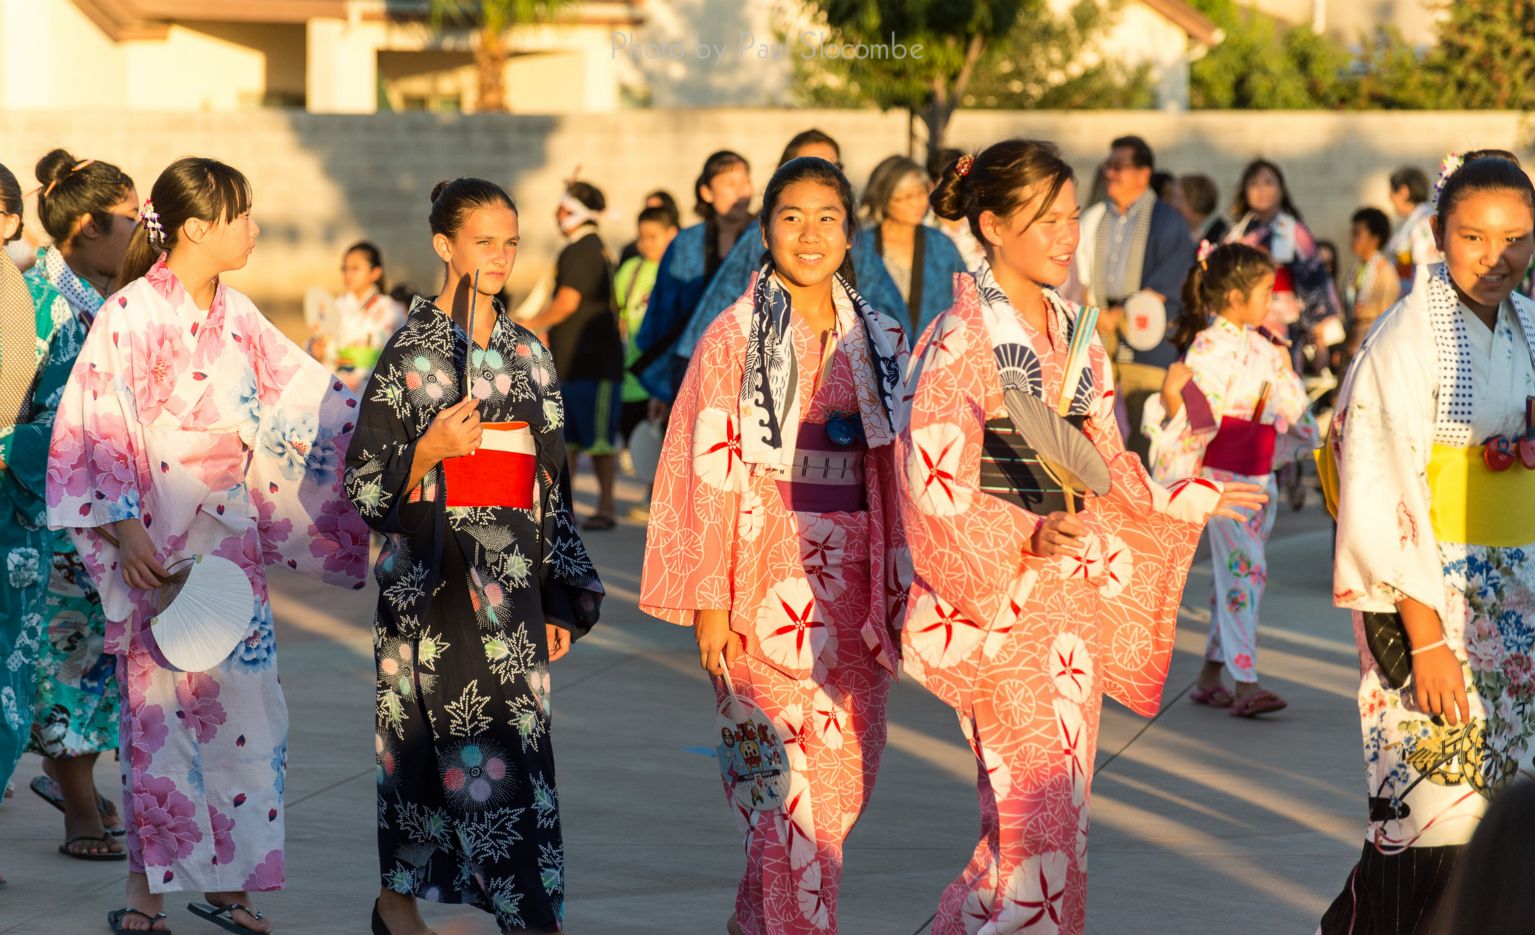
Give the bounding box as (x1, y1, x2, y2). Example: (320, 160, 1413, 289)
(610, 31, 924, 64)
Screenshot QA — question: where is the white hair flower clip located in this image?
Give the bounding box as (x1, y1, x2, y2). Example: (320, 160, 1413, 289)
(1434, 152, 1465, 202)
(141, 198, 165, 245)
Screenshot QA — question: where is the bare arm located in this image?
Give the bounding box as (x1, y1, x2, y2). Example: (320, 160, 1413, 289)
(523, 285, 584, 333)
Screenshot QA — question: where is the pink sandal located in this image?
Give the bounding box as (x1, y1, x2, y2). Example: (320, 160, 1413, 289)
(1190, 685, 1235, 707)
(1230, 689, 1288, 717)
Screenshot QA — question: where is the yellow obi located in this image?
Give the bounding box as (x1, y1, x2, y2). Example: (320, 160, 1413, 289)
(1316, 442, 1535, 547)
(1425, 443, 1535, 546)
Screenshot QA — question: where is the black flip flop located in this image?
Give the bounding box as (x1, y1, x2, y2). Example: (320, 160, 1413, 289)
(31, 775, 126, 836)
(188, 902, 265, 933)
(59, 834, 126, 861)
(108, 907, 172, 933)
(581, 514, 616, 530)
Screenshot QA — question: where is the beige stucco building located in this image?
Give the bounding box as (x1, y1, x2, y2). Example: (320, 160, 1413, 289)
(2, 0, 1228, 113)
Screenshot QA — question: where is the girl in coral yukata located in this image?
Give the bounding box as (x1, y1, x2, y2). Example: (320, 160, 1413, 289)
(45, 157, 370, 934)
(1317, 152, 1535, 935)
(346, 179, 603, 935)
(899, 140, 1267, 935)
(640, 156, 910, 935)
(1142, 243, 1318, 717)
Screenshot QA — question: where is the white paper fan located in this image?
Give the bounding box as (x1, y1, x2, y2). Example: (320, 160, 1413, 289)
(303, 286, 335, 335)
(1004, 388, 1111, 509)
(628, 419, 664, 482)
(142, 555, 257, 672)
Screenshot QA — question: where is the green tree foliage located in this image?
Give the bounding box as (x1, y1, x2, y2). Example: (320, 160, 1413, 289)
(1415, 0, 1535, 109)
(430, 0, 572, 112)
(796, 0, 1150, 158)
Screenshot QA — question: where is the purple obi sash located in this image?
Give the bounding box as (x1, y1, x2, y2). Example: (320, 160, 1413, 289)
(774, 421, 868, 513)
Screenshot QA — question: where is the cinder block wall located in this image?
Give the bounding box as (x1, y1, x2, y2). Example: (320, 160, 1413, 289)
(3, 109, 1528, 339)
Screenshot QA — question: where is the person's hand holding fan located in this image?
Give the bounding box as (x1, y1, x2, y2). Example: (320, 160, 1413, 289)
(1004, 388, 1111, 557)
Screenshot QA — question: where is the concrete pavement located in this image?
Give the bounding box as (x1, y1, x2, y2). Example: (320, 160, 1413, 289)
(0, 476, 1364, 935)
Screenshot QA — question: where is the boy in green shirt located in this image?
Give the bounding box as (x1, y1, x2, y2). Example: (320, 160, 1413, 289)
(615, 206, 678, 519)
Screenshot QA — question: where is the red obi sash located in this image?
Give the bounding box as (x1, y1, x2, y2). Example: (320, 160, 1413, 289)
(442, 421, 536, 508)
(1202, 416, 1277, 476)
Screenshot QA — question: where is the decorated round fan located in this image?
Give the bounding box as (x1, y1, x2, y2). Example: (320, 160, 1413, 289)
(303, 285, 335, 336)
(1122, 291, 1167, 352)
(628, 418, 665, 482)
(714, 658, 791, 812)
(141, 555, 257, 672)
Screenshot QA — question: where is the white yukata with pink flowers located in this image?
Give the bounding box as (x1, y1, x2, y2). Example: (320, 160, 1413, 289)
(1141, 316, 1316, 684)
(46, 256, 368, 895)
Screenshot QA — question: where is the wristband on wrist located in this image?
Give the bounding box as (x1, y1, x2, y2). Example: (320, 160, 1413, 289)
(1410, 638, 1447, 656)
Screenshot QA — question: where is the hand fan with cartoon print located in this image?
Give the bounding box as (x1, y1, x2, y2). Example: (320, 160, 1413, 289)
(715, 656, 791, 812)
(140, 554, 257, 672)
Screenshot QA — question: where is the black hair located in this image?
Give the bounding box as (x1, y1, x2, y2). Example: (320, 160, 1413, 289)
(778, 129, 840, 168)
(565, 180, 606, 214)
(1151, 171, 1176, 201)
(345, 240, 387, 293)
(758, 156, 858, 287)
(643, 189, 679, 228)
(1111, 135, 1154, 171)
(116, 156, 252, 291)
(930, 139, 1075, 245)
(1180, 174, 1219, 217)
(0, 163, 22, 244)
(34, 149, 135, 247)
(1231, 158, 1303, 222)
(1389, 166, 1431, 205)
(694, 150, 749, 221)
(637, 205, 677, 229)
(1171, 243, 1275, 353)
(861, 155, 928, 223)
(1428, 778, 1535, 935)
(429, 178, 518, 239)
(1435, 149, 1535, 228)
(1351, 207, 1391, 249)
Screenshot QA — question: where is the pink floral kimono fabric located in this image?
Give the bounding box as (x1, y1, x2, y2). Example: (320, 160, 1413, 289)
(899, 268, 1220, 935)
(640, 288, 909, 934)
(46, 257, 368, 895)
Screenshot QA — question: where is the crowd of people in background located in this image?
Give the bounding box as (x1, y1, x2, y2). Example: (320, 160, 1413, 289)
(5, 126, 1535, 935)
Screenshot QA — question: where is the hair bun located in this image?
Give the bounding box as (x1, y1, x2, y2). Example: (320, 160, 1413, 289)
(928, 158, 971, 222)
(429, 180, 451, 204)
(35, 148, 76, 186)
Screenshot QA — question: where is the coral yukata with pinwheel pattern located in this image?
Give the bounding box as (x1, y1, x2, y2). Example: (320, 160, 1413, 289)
(640, 275, 909, 935)
(898, 263, 1222, 935)
(45, 256, 369, 895)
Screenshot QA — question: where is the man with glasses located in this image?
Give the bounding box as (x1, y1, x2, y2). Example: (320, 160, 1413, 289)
(1077, 135, 1194, 463)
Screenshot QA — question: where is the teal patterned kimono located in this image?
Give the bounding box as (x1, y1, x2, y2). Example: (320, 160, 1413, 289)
(0, 255, 84, 787)
(23, 246, 117, 759)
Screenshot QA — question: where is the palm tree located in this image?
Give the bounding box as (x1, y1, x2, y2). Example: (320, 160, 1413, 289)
(431, 0, 574, 112)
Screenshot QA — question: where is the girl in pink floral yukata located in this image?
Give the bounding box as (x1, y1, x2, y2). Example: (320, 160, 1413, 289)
(640, 156, 910, 935)
(45, 158, 369, 934)
(899, 140, 1267, 935)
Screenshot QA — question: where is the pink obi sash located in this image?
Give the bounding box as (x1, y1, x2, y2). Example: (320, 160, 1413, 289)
(774, 421, 867, 513)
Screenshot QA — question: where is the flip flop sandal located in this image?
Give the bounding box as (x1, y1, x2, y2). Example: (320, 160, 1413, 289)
(31, 775, 126, 836)
(188, 902, 266, 934)
(1230, 689, 1289, 718)
(581, 514, 616, 531)
(108, 907, 172, 933)
(1190, 685, 1235, 708)
(59, 834, 126, 861)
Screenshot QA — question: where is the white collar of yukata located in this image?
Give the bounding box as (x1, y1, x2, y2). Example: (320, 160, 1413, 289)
(41, 245, 103, 315)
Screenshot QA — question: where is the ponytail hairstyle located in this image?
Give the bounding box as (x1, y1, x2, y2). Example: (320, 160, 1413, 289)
(930, 139, 1074, 246)
(757, 156, 858, 288)
(1171, 242, 1274, 353)
(345, 240, 387, 293)
(428, 177, 517, 239)
(1434, 149, 1535, 228)
(693, 150, 749, 221)
(34, 149, 134, 248)
(115, 157, 251, 292)
(0, 163, 23, 244)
